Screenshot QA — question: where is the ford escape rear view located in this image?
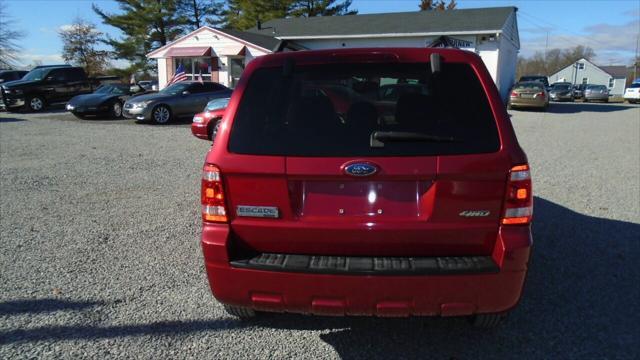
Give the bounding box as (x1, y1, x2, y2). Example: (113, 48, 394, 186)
(200, 48, 533, 327)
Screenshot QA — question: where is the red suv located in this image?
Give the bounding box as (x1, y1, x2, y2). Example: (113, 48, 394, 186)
(200, 48, 532, 327)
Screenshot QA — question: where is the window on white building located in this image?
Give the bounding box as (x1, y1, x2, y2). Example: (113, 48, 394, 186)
(609, 78, 614, 87)
(577, 63, 585, 70)
(174, 57, 214, 81)
(582, 77, 588, 84)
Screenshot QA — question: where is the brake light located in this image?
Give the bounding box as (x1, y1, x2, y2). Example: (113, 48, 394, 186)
(201, 164, 228, 223)
(535, 92, 545, 98)
(502, 164, 532, 225)
(510, 91, 519, 98)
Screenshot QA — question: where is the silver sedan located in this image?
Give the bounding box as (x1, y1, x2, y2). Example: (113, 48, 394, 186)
(583, 85, 609, 103)
(123, 81, 232, 124)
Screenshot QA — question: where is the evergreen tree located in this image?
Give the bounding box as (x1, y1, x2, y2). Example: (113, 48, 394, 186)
(93, 0, 184, 72)
(224, 0, 291, 30)
(177, 0, 225, 30)
(289, 0, 357, 17)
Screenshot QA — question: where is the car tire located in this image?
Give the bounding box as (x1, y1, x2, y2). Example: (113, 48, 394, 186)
(223, 305, 256, 319)
(469, 312, 507, 328)
(151, 105, 172, 124)
(110, 101, 123, 119)
(506, 103, 512, 110)
(26, 95, 45, 112)
(583, 98, 588, 103)
(208, 119, 221, 141)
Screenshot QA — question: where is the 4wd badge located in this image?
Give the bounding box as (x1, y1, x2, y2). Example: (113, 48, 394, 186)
(459, 210, 490, 217)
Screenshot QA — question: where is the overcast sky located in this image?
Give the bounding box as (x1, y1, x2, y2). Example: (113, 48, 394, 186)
(4, 0, 639, 68)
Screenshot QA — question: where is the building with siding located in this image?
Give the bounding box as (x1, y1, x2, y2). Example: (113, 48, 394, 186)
(548, 58, 627, 97)
(147, 7, 520, 99)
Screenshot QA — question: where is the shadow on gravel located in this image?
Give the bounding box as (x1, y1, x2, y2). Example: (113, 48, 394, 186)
(0, 299, 104, 316)
(0, 117, 25, 123)
(0, 320, 244, 345)
(546, 102, 632, 113)
(0, 198, 637, 357)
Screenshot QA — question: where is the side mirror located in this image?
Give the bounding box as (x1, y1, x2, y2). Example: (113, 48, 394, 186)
(181, 90, 190, 96)
(129, 85, 142, 93)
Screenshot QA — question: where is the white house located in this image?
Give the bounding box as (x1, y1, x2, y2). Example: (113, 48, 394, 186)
(548, 58, 628, 97)
(147, 6, 520, 99)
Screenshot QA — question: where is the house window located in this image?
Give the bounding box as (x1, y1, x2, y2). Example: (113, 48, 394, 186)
(577, 63, 585, 70)
(609, 78, 614, 87)
(582, 77, 588, 84)
(173, 57, 213, 81)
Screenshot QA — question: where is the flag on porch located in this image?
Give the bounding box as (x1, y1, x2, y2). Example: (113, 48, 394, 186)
(168, 64, 188, 85)
(197, 70, 203, 84)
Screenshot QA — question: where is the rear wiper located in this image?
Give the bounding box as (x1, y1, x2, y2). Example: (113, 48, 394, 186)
(370, 131, 456, 148)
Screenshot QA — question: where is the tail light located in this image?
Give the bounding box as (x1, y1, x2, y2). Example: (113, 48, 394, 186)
(502, 164, 533, 225)
(201, 164, 228, 223)
(510, 91, 519, 98)
(535, 92, 545, 98)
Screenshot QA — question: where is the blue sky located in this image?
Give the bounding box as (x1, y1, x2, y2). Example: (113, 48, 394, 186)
(4, 0, 639, 68)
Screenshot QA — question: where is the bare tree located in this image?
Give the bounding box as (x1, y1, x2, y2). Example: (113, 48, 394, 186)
(0, 0, 25, 68)
(59, 17, 110, 76)
(419, 0, 456, 11)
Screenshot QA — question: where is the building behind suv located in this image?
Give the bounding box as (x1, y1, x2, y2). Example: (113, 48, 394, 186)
(1, 66, 97, 112)
(200, 48, 533, 327)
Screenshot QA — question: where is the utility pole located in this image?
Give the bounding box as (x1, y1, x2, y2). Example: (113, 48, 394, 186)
(635, 32, 639, 81)
(544, 31, 549, 75)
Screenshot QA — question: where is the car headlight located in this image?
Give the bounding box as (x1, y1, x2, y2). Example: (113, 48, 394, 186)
(132, 100, 153, 109)
(66, 103, 75, 110)
(193, 116, 204, 123)
(4, 88, 22, 95)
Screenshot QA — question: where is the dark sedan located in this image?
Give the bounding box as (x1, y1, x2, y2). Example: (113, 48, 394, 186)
(123, 81, 232, 124)
(66, 84, 139, 119)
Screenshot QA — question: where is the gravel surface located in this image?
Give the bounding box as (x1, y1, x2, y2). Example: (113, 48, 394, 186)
(1, 102, 639, 359)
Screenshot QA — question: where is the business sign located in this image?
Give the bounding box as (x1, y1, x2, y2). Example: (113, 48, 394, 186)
(427, 35, 474, 49)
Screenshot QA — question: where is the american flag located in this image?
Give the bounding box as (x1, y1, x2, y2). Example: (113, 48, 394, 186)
(168, 64, 188, 85)
(197, 70, 203, 84)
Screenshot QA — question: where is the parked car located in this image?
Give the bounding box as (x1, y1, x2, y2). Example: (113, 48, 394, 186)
(549, 83, 574, 102)
(199, 48, 532, 328)
(507, 81, 548, 110)
(518, 75, 549, 89)
(191, 97, 230, 140)
(583, 85, 609, 102)
(0, 66, 109, 112)
(623, 82, 640, 104)
(138, 80, 158, 91)
(573, 84, 587, 99)
(0, 70, 28, 84)
(123, 81, 232, 124)
(66, 84, 142, 119)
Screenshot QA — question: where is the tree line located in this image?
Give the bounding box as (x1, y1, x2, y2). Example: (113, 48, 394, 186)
(516, 45, 597, 80)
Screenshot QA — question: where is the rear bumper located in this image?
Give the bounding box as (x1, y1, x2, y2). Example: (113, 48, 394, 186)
(623, 92, 640, 100)
(509, 98, 546, 108)
(201, 225, 532, 317)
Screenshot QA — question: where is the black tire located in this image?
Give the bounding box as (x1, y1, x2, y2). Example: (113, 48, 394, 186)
(110, 100, 123, 119)
(26, 95, 46, 112)
(469, 313, 507, 328)
(223, 305, 256, 319)
(583, 98, 588, 103)
(208, 119, 221, 141)
(151, 104, 172, 124)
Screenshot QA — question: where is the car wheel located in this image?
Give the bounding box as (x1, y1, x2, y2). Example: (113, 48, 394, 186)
(583, 98, 588, 103)
(27, 96, 45, 112)
(469, 312, 507, 328)
(208, 119, 221, 141)
(110, 101, 123, 118)
(152, 105, 171, 124)
(223, 305, 256, 319)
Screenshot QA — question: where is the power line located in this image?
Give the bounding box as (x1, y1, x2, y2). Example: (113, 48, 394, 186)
(519, 10, 612, 49)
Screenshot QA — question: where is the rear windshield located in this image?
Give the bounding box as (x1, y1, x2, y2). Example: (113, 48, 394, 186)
(229, 62, 500, 157)
(515, 82, 543, 90)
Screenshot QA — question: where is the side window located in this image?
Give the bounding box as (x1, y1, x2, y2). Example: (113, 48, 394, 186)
(189, 83, 205, 93)
(48, 70, 67, 81)
(67, 68, 84, 81)
(203, 82, 226, 92)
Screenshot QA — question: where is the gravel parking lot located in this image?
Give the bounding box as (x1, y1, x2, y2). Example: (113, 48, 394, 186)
(1, 102, 639, 359)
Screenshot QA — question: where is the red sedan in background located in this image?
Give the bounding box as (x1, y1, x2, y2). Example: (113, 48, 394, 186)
(191, 97, 230, 141)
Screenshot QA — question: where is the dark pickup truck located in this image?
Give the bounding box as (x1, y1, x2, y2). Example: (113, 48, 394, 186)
(0, 66, 113, 112)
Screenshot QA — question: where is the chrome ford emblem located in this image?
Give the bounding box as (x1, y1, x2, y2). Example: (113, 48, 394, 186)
(344, 163, 378, 177)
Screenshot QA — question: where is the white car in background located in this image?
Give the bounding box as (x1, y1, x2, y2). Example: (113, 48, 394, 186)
(623, 83, 640, 104)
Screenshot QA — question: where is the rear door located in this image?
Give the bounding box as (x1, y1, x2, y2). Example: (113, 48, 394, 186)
(222, 59, 511, 257)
